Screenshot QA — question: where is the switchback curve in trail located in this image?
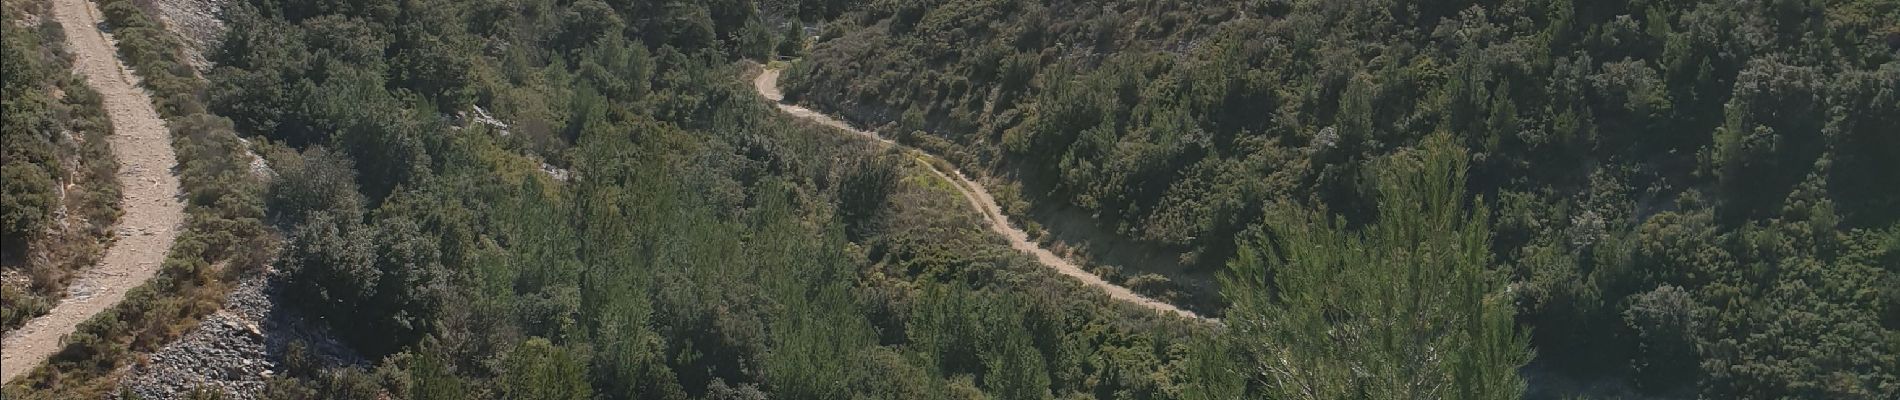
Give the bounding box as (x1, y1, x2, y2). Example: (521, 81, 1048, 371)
(2, 0, 188, 383)
(754, 69, 1209, 322)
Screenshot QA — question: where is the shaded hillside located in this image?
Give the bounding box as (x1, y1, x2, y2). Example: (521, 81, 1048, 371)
(787, 0, 1900, 397)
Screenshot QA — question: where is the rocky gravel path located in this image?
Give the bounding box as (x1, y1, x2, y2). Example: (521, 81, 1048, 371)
(1, 0, 188, 383)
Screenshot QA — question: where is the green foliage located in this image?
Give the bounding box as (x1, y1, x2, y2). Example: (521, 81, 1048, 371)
(501, 338, 592, 400)
(1624, 285, 1699, 391)
(978, 300, 1052, 400)
(266, 146, 363, 228)
(280, 212, 375, 327)
(276, 185, 448, 356)
(219, 7, 1193, 394)
(259, 366, 401, 400)
(13, 0, 1893, 397)
(404, 342, 465, 400)
(0, 23, 61, 241)
(776, 23, 806, 58)
(0, 161, 56, 251)
(576, 35, 655, 104)
(1180, 332, 1245, 400)
(734, 20, 777, 60)
(2, 0, 121, 334)
(793, 0, 1900, 397)
(0, 284, 53, 330)
(177, 1, 1205, 399)
(5, 0, 267, 395)
(95, 0, 204, 117)
(834, 151, 901, 240)
(1221, 135, 1529, 399)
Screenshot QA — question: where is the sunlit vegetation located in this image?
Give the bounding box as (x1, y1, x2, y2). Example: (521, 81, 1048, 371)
(1, 0, 121, 333)
(4, 0, 268, 396)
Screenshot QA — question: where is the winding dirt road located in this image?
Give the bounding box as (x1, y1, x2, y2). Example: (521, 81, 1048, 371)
(755, 69, 1207, 321)
(2, 0, 186, 383)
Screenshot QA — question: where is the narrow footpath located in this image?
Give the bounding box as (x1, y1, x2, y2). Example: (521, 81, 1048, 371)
(754, 69, 1207, 321)
(2, 0, 187, 383)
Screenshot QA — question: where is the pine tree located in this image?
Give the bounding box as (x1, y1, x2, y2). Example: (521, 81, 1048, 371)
(1219, 133, 1531, 399)
(501, 338, 592, 400)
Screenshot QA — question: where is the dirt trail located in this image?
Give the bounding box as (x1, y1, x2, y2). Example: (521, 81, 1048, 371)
(2, 0, 187, 383)
(755, 69, 1207, 321)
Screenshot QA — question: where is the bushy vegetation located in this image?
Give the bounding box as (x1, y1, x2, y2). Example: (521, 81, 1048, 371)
(1, 0, 121, 333)
(1207, 134, 1531, 399)
(788, 0, 1900, 397)
(8, 0, 1891, 398)
(4, 0, 268, 396)
(10, 0, 1213, 398)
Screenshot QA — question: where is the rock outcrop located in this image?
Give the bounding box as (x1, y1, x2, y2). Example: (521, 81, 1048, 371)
(120, 270, 364, 399)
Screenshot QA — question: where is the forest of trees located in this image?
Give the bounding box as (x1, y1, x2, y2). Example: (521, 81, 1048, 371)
(785, 0, 1899, 398)
(1, 0, 121, 332)
(3, 0, 1893, 399)
(1208, 134, 1531, 399)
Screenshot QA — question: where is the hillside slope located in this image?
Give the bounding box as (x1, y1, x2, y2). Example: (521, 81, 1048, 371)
(1, 0, 185, 383)
(0, 0, 120, 333)
(786, 0, 1900, 397)
(758, 68, 1205, 320)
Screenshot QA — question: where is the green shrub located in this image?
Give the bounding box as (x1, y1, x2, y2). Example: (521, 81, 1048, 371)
(0, 285, 52, 329)
(2, 0, 123, 334)
(4, 0, 265, 395)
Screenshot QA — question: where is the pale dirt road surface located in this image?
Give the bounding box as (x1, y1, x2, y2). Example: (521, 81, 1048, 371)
(2, 0, 187, 383)
(754, 69, 1208, 322)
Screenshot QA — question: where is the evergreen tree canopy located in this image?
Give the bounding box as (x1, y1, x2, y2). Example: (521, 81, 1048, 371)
(1223, 134, 1530, 399)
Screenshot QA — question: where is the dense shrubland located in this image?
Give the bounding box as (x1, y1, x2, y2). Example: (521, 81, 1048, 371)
(6, 0, 1891, 398)
(10, 0, 1213, 398)
(1, 0, 121, 333)
(787, 0, 1899, 397)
